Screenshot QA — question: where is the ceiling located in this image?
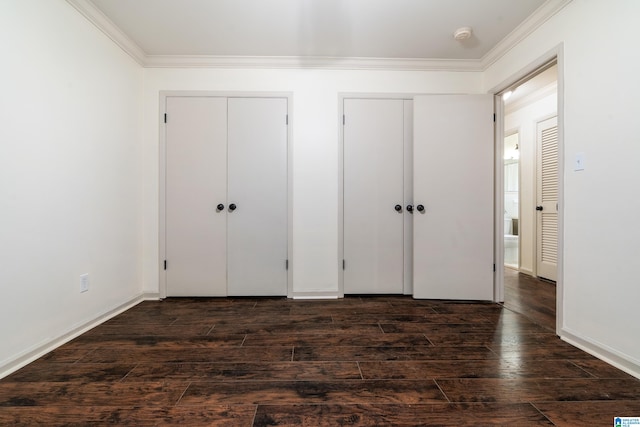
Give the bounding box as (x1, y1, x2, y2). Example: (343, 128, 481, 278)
(72, 0, 567, 69)
(504, 63, 557, 110)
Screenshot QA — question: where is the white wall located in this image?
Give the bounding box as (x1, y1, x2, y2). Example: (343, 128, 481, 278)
(485, 0, 640, 375)
(0, 0, 144, 375)
(505, 89, 557, 275)
(142, 69, 482, 295)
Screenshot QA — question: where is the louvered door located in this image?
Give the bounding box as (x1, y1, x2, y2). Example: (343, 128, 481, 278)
(536, 116, 558, 281)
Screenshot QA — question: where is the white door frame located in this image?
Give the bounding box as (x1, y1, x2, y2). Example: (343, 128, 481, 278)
(338, 93, 415, 298)
(490, 45, 565, 333)
(159, 91, 294, 299)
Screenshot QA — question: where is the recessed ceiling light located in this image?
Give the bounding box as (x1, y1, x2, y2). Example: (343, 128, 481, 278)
(453, 27, 472, 41)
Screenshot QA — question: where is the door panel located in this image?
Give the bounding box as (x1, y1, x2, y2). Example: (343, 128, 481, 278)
(166, 97, 228, 296)
(343, 99, 404, 294)
(227, 98, 288, 296)
(413, 95, 494, 300)
(536, 116, 558, 281)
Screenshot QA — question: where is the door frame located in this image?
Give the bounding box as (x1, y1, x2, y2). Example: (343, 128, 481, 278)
(338, 93, 415, 298)
(490, 45, 565, 333)
(158, 91, 294, 299)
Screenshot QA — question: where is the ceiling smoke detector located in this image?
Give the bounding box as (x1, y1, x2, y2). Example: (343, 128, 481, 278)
(453, 27, 473, 41)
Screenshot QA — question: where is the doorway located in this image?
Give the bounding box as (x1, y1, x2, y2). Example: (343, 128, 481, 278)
(496, 57, 562, 331)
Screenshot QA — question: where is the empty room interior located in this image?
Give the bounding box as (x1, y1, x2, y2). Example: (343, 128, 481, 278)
(2, 0, 640, 425)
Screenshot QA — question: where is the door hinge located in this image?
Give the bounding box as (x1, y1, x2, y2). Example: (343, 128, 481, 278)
(342, 259, 346, 270)
(493, 113, 496, 122)
(286, 114, 288, 125)
(493, 263, 496, 272)
(343, 115, 345, 125)
(286, 259, 289, 270)
(164, 260, 167, 270)
(164, 113, 167, 123)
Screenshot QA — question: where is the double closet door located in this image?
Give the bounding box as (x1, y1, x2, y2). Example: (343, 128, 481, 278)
(165, 96, 288, 297)
(343, 95, 495, 301)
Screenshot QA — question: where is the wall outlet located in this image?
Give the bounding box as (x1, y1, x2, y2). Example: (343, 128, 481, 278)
(80, 273, 89, 293)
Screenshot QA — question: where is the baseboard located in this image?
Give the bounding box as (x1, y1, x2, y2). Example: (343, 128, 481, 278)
(561, 327, 640, 380)
(291, 291, 340, 299)
(142, 292, 161, 300)
(519, 267, 534, 276)
(0, 293, 150, 380)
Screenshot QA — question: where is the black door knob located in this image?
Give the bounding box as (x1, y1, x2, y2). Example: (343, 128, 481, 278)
(216, 204, 224, 211)
(406, 205, 413, 213)
(229, 203, 237, 212)
(394, 204, 402, 212)
(416, 204, 425, 212)
(536, 206, 543, 211)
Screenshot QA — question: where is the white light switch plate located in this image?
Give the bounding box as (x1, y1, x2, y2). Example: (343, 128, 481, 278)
(574, 152, 585, 171)
(80, 273, 89, 293)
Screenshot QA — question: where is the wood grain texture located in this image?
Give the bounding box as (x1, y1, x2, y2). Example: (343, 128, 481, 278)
(1, 271, 638, 425)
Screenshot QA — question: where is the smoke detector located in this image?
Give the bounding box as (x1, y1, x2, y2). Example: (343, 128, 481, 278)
(453, 27, 473, 41)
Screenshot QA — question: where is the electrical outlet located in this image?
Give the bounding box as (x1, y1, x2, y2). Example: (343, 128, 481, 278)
(80, 274, 89, 293)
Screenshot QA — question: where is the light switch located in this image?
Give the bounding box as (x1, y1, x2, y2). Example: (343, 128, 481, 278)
(574, 152, 585, 171)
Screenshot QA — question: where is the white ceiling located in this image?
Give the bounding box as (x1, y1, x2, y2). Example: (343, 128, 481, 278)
(504, 63, 557, 110)
(73, 0, 569, 68)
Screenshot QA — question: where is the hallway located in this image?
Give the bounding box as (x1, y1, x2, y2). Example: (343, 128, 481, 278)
(503, 268, 556, 331)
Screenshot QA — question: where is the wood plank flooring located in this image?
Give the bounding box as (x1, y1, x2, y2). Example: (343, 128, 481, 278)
(2, 273, 639, 426)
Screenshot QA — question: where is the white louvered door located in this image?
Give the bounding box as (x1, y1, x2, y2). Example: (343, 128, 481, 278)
(536, 116, 558, 281)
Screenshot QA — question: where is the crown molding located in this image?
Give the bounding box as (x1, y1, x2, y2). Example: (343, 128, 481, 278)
(144, 55, 482, 71)
(65, 0, 146, 65)
(68, 0, 572, 72)
(480, 0, 573, 69)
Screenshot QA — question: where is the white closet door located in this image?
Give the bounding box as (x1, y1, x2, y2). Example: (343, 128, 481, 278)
(536, 116, 558, 281)
(343, 99, 404, 294)
(165, 97, 228, 296)
(227, 98, 288, 296)
(413, 95, 494, 300)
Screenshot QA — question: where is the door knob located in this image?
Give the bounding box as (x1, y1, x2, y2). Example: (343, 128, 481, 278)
(416, 204, 425, 213)
(536, 206, 543, 211)
(216, 204, 224, 211)
(394, 204, 402, 212)
(406, 205, 413, 213)
(229, 203, 237, 212)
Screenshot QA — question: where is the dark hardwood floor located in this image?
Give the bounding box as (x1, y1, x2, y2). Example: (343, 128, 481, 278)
(2, 273, 640, 426)
(503, 267, 556, 331)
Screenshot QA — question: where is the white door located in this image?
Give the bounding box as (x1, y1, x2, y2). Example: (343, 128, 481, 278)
(413, 95, 494, 300)
(536, 116, 558, 281)
(343, 99, 405, 294)
(227, 98, 288, 296)
(165, 97, 228, 296)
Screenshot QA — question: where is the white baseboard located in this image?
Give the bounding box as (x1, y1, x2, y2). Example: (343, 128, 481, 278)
(0, 293, 155, 380)
(519, 267, 534, 276)
(561, 327, 640, 380)
(291, 291, 340, 299)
